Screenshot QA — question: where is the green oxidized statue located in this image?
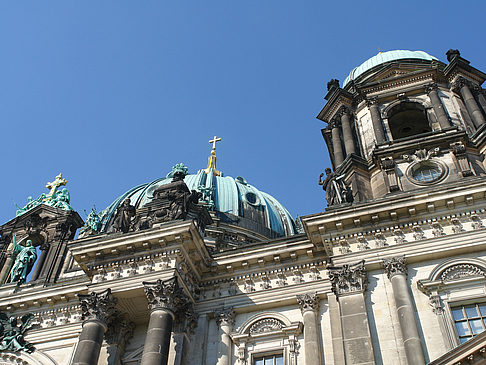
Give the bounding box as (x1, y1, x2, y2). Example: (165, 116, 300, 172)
(166, 163, 189, 179)
(0, 312, 36, 353)
(8, 236, 37, 285)
(79, 207, 102, 235)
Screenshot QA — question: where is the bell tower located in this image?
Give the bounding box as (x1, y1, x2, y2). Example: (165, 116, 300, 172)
(317, 49, 486, 207)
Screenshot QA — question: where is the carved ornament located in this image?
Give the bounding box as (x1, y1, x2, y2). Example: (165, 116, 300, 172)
(78, 289, 118, 325)
(383, 256, 407, 279)
(248, 318, 284, 334)
(328, 261, 367, 295)
(440, 264, 486, 282)
(215, 308, 235, 327)
(296, 293, 319, 313)
(143, 277, 190, 314)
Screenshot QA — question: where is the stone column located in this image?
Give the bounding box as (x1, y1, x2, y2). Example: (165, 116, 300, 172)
(477, 89, 486, 115)
(296, 293, 321, 365)
(215, 308, 235, 365)
(105, 313, 135, 365)
(328, 293, 345, 364)
(383, 257, 426, 365)
(330, 119, 345, 166)
(30, 243, 49, 281)
(425, 83, 451, 129)
(72, 289, 118, 365)
(340, 107, 356, 156)
(366, 97, 386, 144)
(328, 261, 375, 365)
(142, 277, 191, 365)
(453, 77, 486, 128)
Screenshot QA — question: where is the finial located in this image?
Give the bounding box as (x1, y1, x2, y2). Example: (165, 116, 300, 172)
(204, 136, 222, 176)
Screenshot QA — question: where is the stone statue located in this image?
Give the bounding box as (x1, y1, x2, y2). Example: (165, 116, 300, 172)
(113, 198, 136, 233)
(0, 312, 36, 353)
(319, 168, 353, 207)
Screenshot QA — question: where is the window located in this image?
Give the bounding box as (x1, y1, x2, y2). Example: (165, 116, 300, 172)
(254, 354, 284, 365)
(387, 101, 431, 140)
(451, 303, 486, 343)
(410, 161, 444, 183)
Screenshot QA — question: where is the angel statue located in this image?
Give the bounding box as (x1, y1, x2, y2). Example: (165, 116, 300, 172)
(7, 236, 38, 285)
(0, 312, 36, 353)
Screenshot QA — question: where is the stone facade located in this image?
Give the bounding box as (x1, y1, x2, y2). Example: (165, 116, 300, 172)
(0, 49, 486, 365)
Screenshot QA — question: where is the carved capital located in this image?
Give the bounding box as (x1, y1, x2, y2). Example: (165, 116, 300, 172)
(330, 117, 341, 129)
(383, 256, 407, 279)
(381, 157, 395, 171)
(425, 83, 438, 95)
(143, 277, 190, 314)
(296, 293, 319, 313)
(451, 141, 466, 156)
(365, 97, 379, 107)
(328, 260, 367, 295)
(451, 76, 469, 93)
(78, 289, 118, 325)
(214, 308, 235, 328)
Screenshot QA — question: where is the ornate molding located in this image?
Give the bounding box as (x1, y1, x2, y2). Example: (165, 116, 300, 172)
(383, 256, 407, 279)
(143, 277, 190, 314)
(78, 289, 118, 325)
(440, 264, 486, 282)
(248, 318, 285, 334)
(328, 261, 367, 295)
(296, 293, 319, 313)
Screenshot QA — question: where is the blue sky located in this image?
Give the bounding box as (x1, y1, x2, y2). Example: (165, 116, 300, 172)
(1, 1, 485, 225)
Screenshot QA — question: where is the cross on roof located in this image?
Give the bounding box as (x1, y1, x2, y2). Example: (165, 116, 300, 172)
(209, 136, 222, 151)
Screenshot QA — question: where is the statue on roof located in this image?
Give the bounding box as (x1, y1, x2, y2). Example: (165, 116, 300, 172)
(319, 168, 353, 207)
(15, 173, 73, 217)
(7, 235, 37, 285)
(79, 207, 102, 236)
(113, 198, 136, 233)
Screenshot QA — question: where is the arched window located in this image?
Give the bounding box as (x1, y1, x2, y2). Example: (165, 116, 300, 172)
(388, 101, 431, 140)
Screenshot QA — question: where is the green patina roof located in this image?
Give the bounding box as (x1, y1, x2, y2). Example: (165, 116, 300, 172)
(343, 50, 438, 87)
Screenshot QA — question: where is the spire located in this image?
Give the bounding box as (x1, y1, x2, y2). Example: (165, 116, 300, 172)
(204, 136, 222, 176)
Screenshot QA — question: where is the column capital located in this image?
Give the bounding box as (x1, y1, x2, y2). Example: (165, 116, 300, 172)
(143, 277, 190, 315)
(337, 105, 352, 117)
(365, 97, 379, 107)
(329, 117, 342, 129)
(451, 76, 470, 93)
(78, 288, 118, 325)
(383, 256, 407, 279)
(296, 292, 319, 313)
(425, 82, 438, 95)
(214, 308, 235, 328)
(328, 260, 367, 295)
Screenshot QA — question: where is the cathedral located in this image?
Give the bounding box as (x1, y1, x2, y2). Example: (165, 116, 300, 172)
(1, 48, 486, 365)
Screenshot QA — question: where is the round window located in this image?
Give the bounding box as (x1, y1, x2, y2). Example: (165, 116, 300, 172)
(409, 161, 445, 184)
(245, 192, 259, 205)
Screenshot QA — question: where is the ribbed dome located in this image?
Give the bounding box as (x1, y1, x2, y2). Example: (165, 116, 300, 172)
(343, 50, 438, 87)
(98, 165, 296, 238)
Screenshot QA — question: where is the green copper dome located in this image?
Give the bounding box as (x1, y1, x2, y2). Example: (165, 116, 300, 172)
(98, 166, 297, 238)
(343, 50, 438, 87)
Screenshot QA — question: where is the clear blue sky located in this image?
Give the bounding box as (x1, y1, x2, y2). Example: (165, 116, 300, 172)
(1, 1, 485, 226)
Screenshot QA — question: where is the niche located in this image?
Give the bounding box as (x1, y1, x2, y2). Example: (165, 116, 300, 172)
(388, 102, 431, 140)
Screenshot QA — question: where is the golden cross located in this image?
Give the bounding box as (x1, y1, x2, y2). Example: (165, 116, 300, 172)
(209, 136, 222, 151)
(45, 173, 68, 198)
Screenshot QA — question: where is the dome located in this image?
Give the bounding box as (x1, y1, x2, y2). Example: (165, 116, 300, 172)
(343, 50, 438, 87)
(97, 164, 297, 238)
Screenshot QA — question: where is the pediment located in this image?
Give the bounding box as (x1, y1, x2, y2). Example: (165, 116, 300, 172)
(358, 63, 435, 86)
